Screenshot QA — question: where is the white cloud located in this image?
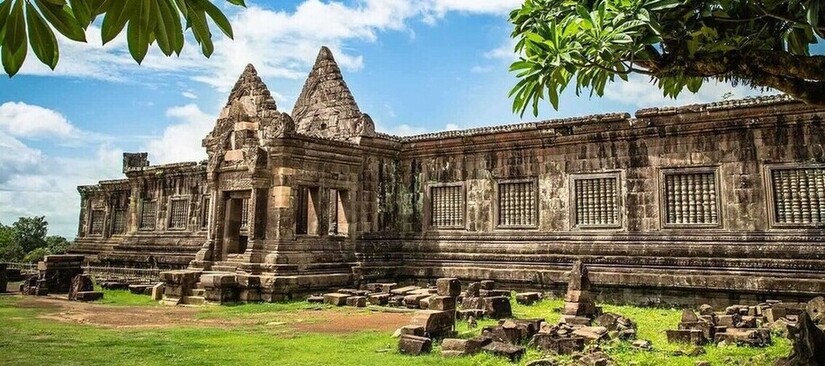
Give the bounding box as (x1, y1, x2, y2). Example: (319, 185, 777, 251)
(445, 123, 460, 131)
(484, 38, 518, 61)
(471, 65, 493, 73)
(0, 103, 124, 237)
(144, 104, 215, 164)
(182, 91, 198, 99)
(14, 1, 519, 91)
(602, 75, 770, 108)
(0, 101, 80, 138)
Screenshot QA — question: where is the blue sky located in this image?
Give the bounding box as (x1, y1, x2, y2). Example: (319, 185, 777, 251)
(0, 0, 792, 237)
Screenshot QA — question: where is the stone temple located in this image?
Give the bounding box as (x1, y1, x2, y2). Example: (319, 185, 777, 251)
(71, 46, 825, 305)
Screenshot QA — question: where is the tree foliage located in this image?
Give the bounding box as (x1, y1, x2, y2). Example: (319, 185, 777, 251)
(0, 0, 244, 76)
(509, 0, 825, 115)
(0, 217, 71, 263)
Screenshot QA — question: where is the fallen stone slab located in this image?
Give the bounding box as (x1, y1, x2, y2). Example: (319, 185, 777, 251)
(368, 293, 390, 306)
(391, 286, 420, 296)
(441, 337, 486, 357)
(100, 281, 130, 290)
(75, 291, 104, 302)
(404, 294, 431, 308)
(516, 292, 541, 305)
(346, 296, 367, 307)
(482, 341, 525, 362)
(483, 296, 512, 319)
(666, 329, 706, 345)
(323, 292, 350, 306)
(68, 274, 93, 301)
(528, 333, 584, 355)
(411, 310, 454, 338)
(151, 283, 165, 301)
(429, 296, 456, 311)
(714, 328, 771, 347)
(398, 335, 432, 355)
(129, 284, 152, 295)
(572, 326, 608, 344)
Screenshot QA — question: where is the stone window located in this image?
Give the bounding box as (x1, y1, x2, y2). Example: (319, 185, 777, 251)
(200, 197, 210, 230)
(168, 198, 189, 230)
(89, 209, 105, 236)
(430, 184, 464, 229)
(769, 166, 825, 226)
(111, 209, 127, 235)
(296, 186, 320, 235)
(497, 179, 537, 228)
(139, 200, 157, 230)
(240, 198, 250, 231)
(329, 189, 349, 236)
(662, 169, 719, 226)
(571, 173, 621, 228)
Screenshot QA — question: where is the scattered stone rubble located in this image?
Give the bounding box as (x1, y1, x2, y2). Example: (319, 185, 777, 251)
(775, 296, 825, 365)
(666, 301, 791, 347)
(14, 255, 104, 301)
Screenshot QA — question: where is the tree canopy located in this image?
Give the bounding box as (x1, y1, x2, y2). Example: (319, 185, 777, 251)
(0, 0, 244, 76)
(0, 216, 71, 263)
(509, 0, 825, 115)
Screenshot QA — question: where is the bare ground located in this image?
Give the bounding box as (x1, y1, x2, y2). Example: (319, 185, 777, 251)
(12, 295, 410, 333)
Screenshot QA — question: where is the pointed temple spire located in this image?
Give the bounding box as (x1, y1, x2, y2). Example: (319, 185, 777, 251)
(225, 64, 278, 111)
(292, 46, 371, 141)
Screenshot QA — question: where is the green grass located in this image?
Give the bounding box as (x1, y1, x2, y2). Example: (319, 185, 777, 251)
(94, 286, 160, 307)
(0, 292, 791, 366)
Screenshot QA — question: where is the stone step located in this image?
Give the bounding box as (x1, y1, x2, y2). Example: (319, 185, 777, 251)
(191, 288, 205, 296)
(182, 296, 205, 305)
(211, 265, 238, 272)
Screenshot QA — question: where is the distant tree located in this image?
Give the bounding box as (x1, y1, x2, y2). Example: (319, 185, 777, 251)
(0, 223, 23, 262)
(45, 235, 71, 255)
(12, 216, 47, 253)
(509, 0, 825, 115)
(22, 247, 49, 263)
(0, 0, 245, 76)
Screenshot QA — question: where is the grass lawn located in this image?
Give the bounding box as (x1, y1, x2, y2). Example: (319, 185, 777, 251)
(0, 287, 791, 366)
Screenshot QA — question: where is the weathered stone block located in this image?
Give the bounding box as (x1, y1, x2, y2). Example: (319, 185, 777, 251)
(75, 291, 104, 302)
(151, 283, 165, 301)
(346, 296, 367, 307)
(572, 326, 608, 344)
(483, 296, 512, 319)
(200, 273, 237, 288)
(666, 329, 706, 345)
(368, 293, 390, 305)
(441, 338, 485, 357)
(404, 294, 431, 308)
(68, 274, 94, 301)
(129, 284, 152, 295)
(436, 278, 461, 297)
(391, 286, 420, 295)
(482, 341, 524, 362)
(399, 325, 425, 337)
(764, 307, 787, 323)
(398, 335, 432, 355)
(516, 292, 540, 305)
(560, 315, 592, 326)
(480, 280, 495, 290)
(411, 310, 454, 338)
(528, 333, 585, 355)
(324, 292, 350, 306)
(429, 296, 456, 311)
(714, 328, 771, 347)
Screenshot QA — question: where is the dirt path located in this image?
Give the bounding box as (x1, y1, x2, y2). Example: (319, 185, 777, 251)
(15, 296, 410, 333)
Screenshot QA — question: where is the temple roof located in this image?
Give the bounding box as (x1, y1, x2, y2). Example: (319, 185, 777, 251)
(291, 47, 366, 140)
(225, 64, 278, 111)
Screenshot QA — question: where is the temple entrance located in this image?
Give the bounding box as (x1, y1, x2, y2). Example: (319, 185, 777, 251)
(222, 190, 251, 257)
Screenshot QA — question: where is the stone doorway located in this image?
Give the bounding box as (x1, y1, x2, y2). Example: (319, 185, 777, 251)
(222, 190, 251, 258)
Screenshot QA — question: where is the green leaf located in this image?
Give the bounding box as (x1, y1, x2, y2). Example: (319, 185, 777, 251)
(188, 5, 214, 57)
(100, 0, 136, 45)
(225, 0, 245, 6)
(26, 1, 60, 69)
(5, 0, 26, 54)
(193, 0, 233, 39)
(126, 0, 153, 63)
(2, 23, 27, 76)
(33, 0, 86, 42)
(0, 0, 13, 42)
(154, 0, 180, 56)
(69, 0, 92, 28)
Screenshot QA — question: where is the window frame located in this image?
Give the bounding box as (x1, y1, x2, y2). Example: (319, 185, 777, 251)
(138, 199, 157, 231)
(110, 207, 128, 236)
(166, 196, 191, 231)
(494, 177, 539, 230)
(427, 182, 466, 231)
(295, 186, 321, 236)
(658, 166, 722, 229)
(199, 196, 211, 231)
(569, 172, 623, 230)
(88, 209, 106, 236)
(764, 163, 825, 229)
